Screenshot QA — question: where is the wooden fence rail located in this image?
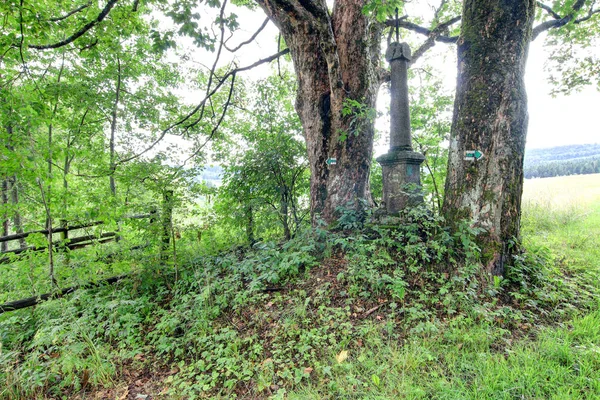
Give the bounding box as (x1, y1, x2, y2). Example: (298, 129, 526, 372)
(0, 274, 127, 315)
(0, 213, 155, 263)
(0, 232, 117, 264)
(0, 220, 105, 243)
(0, 208, 170, 313)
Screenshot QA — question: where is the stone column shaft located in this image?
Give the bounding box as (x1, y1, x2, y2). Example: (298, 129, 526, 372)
(390, 55, 411, 151)
(376, 42, 425, 215)
(386, 42, 412, 151)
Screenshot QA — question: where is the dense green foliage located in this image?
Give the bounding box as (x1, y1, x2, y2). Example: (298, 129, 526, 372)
(1, 201, 599, 398)
(215, 74, 309, 243)
(1, 0, 599, 398)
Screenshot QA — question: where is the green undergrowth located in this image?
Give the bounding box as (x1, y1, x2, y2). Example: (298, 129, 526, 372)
(1, 205, 599, 399)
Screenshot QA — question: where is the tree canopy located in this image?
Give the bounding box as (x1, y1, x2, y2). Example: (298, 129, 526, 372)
(1, 0, 599, 277)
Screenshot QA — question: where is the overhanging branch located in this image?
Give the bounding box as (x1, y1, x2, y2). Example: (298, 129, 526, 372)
(385, 16, 460, 44)
(532, 0, 590, 40)
(115, 49, 290, 166)
(574, 4, 600, 24)
(380, 14, 459, 73)
(224, 17, 270, 52)
(47, 2, 92, 22)
(29, 0, 119, 50)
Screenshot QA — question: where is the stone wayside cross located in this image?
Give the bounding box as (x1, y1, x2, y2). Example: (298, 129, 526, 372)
(376, 42, 425, 214)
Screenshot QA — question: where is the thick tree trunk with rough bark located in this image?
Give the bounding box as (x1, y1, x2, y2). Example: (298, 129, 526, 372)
(256, 0, 381, 224)
(443, 0, 535, 276)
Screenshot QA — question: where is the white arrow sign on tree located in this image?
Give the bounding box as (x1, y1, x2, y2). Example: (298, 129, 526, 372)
(464, 150, 484, 161)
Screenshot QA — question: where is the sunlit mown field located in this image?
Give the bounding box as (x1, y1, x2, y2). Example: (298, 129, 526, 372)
(522, 173, 600, 278)
(523, 173, 600, 207)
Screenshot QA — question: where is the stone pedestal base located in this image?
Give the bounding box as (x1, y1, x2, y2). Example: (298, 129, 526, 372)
(376, 149, 425, 215)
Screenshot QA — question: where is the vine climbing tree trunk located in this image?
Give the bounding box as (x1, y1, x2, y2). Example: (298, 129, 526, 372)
(256, 0, 381, 224)
(9, 176, 26, 249)
(109, 57, 121, 198)
(443, 0, 535, 276)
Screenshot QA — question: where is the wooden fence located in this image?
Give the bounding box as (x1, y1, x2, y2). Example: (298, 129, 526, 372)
(0, 192, 176, 314)
(0, 213, 155, 264)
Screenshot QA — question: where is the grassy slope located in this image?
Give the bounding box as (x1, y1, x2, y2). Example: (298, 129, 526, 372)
(291, 176, 600, 399)
(1, 175, 599, 399)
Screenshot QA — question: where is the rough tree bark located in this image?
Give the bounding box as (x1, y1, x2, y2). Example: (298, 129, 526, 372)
(255, 0, 381, 224)
(443, 0, 535, 276)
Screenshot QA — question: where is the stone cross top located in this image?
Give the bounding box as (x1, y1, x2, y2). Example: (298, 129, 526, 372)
(376, 42, 425, 215)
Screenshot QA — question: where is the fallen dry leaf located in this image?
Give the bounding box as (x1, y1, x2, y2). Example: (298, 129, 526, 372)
(336, 350, 349, 364)
(116, 386, 129, 400)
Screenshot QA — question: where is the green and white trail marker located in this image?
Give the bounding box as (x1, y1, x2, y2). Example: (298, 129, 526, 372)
(326, 158, 337, 165)
(464, 150, 484, 161)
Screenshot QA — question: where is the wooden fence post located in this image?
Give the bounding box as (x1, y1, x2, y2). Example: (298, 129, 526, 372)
(161, 189, 174, 260)
(60, 219, 70, 265)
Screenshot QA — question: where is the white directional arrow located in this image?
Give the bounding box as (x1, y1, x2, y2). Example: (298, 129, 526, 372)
(464, 150, 484, 161)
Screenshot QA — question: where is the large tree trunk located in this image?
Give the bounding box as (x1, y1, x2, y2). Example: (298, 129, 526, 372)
(256, 0, 381, 224)
(443, 0, 535, 276)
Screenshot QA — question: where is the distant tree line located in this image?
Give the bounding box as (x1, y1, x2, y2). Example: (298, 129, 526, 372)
(524, 157, 600, 179)
(525, 144, 600, 164)
(524, 144, 600, 178)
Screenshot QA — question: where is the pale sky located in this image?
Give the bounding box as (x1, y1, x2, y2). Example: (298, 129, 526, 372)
(525, 39, 599, 149)
(229, 4, 599, 150)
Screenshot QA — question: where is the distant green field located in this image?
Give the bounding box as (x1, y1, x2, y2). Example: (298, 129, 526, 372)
(523, 173, 600, 207)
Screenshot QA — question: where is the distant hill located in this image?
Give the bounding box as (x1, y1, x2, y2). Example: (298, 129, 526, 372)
(200, 165, 223, 186)
(524, 144, 600, 179)
(200, 147, 600, 182)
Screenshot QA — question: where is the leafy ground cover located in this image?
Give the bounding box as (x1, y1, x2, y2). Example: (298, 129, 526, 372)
(1, 185, 599, 399)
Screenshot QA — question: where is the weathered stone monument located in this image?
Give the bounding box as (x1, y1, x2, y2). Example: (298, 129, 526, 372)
(376, 41, 425, 214)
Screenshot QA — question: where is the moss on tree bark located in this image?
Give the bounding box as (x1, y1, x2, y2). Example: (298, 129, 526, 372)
(256, 0, 381, 224)
(443, 0, 535, 276)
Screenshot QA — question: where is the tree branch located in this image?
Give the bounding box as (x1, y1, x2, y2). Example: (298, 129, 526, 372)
(532, 0, 588, 40)
(536, 2, 561, 19)
(115, 49, 290, 165)
(47, 2, 91, 22)
(575, 3, 600, 24)
(409, 0, 456, 66)
(385, 16, 460, 44)
(382, 14, 460, 71)
(224, 17, 270, 52)
(29, 0, 119, 50)
(178, 73, 237, 169)
(184, 0, 229, 131)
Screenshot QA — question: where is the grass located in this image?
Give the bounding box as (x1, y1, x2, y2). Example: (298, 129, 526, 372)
(1, 176, 599, 399)
(522, 174, 600, 286)
(290, 310, 600, 399)
(285, 176, 600, 400)
(522, 173, 600, 207)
